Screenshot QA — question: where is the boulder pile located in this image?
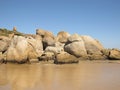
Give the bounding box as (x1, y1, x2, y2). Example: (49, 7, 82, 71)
(0, 29, 120, 64)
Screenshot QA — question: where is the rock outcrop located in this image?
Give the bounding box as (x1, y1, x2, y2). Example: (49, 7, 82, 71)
(0, 28, 119, 64)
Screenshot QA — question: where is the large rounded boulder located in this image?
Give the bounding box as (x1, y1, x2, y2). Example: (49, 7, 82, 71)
(6, 36, 29, 63)
(64, 34, 87, 57)
(108, 49, 120, 60)
(5, 36, 43, 63)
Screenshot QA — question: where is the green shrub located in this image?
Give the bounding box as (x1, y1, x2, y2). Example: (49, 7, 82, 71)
(0, 28, 24, 37)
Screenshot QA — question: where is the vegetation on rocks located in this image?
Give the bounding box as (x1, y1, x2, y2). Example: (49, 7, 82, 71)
(0, 28, 24, 37)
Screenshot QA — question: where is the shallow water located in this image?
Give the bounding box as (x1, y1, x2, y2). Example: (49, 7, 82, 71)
(0, 61, 120, 90)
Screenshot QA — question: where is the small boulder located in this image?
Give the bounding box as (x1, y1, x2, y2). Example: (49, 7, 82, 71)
(38, 52, 55, 61)
(54, 52, 79, 64)
(13, 26, 17, 32)
(109, 49, 120, 60)
(88, 54, 107, 60)
(56, 31, 70, 43)
(36, 29, 54, 38)
(68, 33, 82, 42)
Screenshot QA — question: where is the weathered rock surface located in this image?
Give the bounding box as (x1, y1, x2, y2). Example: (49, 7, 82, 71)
(101, 49, 111, 57)
(6, 36, 28, 63)
(0, 36, 11, 52)
(36, 29, 54, 38)
(88, 54, 107, 60)
(36, 29, 55, 49)
(0, 28, 119, 64)
(45, 42, 64, 54)
(56, 31, 70, 43)
(64, 37, 87, 57)
(64, 42, 87, 57)
(38, 52, 55, 61)
(54, 52, 79, 64)
(109, 49, 120, 60)
(0, 52, 3, 62)
(81, 35, 104, 55)
(5, 36, 43, 63)
(27, 36, 43, 60)
(45, 46, 64, 54)
(68, 33, 82, 42)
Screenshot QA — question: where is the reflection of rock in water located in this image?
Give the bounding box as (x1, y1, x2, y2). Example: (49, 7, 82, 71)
(0, 65, 8, 86)
(0, 63, 102, 90)
(0, 64, 63, 90)
(0, 63, 79, 90)
(5, 64, 42, 90)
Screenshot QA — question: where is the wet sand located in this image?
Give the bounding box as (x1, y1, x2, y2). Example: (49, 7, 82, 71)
(0, 60, 120, 90)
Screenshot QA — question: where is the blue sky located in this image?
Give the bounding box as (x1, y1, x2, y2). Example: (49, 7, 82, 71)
(0, 0, 120, 48)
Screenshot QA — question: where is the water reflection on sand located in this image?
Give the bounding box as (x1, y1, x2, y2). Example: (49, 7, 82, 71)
(0, 61, 120, 90)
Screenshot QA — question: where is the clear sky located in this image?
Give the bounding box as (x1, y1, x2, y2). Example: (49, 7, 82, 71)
(0, 0, 120, 48)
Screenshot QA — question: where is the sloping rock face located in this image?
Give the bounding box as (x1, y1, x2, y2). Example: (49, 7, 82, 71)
(5, 36, 43, 63)
(109, 49, 120, 60)
(6, 36, 29, 63)
(81, 35, 104, 55)
(1, 28, 119, 64)
(27, 36, 43, 60)
(36, 29, 55, 49)
(54, 52, 79, 64)
(64, 34, 87, 57)
(56, 31, 70, 43)
(81, 35, 106, 60)
(0, 36, 11, 52)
